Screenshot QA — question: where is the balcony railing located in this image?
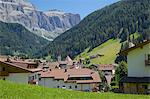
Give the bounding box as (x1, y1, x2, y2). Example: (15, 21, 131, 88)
(145, 60, 150, 66)
(0, 71, 9, 76)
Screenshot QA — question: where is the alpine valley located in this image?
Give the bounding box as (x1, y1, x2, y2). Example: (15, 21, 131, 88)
(35, 0, 150, 64)
(0, 0, 80, 56)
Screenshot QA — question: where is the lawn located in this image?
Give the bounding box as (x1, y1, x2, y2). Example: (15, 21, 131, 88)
(0, 80, 149, 99)
(75, 39, 121, 64)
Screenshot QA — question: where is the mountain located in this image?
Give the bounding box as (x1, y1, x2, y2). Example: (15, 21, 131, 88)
(0, 21, 48, 56)
(35, 0, 150, 60)
(0, 0, 81, 41)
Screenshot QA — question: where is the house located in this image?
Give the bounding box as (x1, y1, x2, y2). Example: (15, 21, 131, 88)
(98, 64, 116, 85)
(0, 60, 42, 84)
(90, 64, 116, 85)
(119, 40, 150, 94)
(38, 56, 82, 70)
(58, 56, 74, 69)
(38, 68, 101, 92)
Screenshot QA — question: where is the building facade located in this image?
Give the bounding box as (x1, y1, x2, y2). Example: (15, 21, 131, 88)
(38, 69, 101, 92)
(119, 40, 150, 94)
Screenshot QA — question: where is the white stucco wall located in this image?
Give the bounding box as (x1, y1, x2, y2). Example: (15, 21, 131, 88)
(127, 44, 150, 77)
(39, 78, 93, 91)
(5, 73, 31, 84)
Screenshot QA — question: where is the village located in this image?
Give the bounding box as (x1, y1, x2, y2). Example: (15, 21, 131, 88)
(0, 40, 149, 94)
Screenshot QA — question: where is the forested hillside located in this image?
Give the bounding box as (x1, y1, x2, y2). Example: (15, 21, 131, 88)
(0, 21, 48, 57)
(35, 0, 150, 59)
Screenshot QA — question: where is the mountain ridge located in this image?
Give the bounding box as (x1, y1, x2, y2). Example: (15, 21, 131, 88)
(35, 0, 150, 59)
(0, 0, 81, 41)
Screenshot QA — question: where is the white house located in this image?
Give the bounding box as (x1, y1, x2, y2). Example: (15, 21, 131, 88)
(119, 40, 150, 94)
(0, 61, 41, 84)
(38, 68, 101, 92)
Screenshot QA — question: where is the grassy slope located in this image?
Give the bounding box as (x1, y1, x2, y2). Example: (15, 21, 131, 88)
(75, 39, 121, 64)
(0, 80, 149, 99)
(75, 33, 141, 65)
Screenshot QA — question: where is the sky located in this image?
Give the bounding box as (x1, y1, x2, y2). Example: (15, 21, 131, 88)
(29, 0, 120, 19)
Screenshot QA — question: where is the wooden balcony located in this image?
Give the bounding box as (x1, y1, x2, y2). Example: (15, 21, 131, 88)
(145, 60, 150, 66)
(0, 71, 9, 76)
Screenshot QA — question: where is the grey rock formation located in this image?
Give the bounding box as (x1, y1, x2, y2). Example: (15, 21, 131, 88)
(0, 0, 80, 40)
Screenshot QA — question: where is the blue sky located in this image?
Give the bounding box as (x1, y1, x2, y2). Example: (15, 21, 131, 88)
(29, 0, 120, 19)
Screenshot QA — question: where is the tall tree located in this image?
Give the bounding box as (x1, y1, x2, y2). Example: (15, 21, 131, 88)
(115, 61, 128, 84)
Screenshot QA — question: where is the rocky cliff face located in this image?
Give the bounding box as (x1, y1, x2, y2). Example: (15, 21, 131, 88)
(0, 0, 81, 40)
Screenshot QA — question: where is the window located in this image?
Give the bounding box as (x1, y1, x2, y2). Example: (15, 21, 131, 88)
(69, 86, 72, 89)
(62, 85, 65, 87)
(68, 77, 93, 80)
(3, 78, 5, 80)
(142, 85, 148, 89)
(57, 86, 59, 88)
(62, 86, 66, 89)
(39, 78, 41, 81)
(32, 76, 34, 80)
(148, 54, 150, 60)
(145, 54, 150, 65)
(75, 85, 77, 89)
(2, 67, 5, 71)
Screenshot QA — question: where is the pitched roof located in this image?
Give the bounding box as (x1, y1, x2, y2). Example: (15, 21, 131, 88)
(119, 40, 150, 56)
(98, 64, 115, 70)
(0, 61, 32, 73)
(0, 61, 42, 73)
(7, 60, 38, 68)
(38, 62, 59, 69)
(65, 56, 72, 62)
(40, 69, 65, 79)
(39, 68, 101, 84)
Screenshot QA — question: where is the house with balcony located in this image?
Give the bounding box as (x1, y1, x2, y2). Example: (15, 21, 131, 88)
(119, 40, 150, 94)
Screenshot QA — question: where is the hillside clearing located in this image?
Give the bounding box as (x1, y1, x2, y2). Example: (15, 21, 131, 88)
(75, 39, 121, 64)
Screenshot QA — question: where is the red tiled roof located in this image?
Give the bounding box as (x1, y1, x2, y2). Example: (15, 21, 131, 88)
(39, 68, 101, 84)
(98, 64, 115, 70)
(40, 69, 65, 79)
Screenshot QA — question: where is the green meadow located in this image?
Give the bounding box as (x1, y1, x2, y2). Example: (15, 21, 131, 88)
(75, 32, 141, 65)
(75, 39, 121, 64)
(0, 80, 149, 99)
